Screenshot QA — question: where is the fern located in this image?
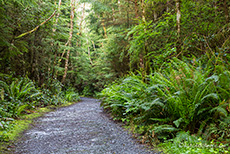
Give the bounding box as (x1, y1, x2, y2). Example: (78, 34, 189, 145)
(0, 107, 12, 118)
(100, 57, 230, 142)
(153, 124, 178, 140)
(16, 104, 28, 116)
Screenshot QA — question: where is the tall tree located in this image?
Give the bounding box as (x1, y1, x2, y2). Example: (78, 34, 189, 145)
(176, 0, 181, 54)
(62, 0, 76, 83)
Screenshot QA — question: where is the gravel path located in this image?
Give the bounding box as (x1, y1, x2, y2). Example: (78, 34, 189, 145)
(14, 98, 158, 154)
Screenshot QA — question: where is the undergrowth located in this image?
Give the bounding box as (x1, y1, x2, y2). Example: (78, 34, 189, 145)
(0, 77, 80, 141)
(99, 57, 230, 153)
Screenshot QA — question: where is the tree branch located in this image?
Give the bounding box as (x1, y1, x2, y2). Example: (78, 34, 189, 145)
(15, 10, 57, 39)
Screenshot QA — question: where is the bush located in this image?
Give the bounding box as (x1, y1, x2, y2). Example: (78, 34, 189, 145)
(100, 58, 230, 143)
(0, 77, 77, 136)
(0, 77, 41, 118)
(64, 88, 80, 102)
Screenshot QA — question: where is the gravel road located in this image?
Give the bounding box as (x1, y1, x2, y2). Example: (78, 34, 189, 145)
(13, 97, 158, 154)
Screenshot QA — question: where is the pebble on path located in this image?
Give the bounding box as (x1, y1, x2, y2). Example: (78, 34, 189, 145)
(13, 97, 159, 154)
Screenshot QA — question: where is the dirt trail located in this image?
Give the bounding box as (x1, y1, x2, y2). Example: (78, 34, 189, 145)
(14, 98, 158, 154)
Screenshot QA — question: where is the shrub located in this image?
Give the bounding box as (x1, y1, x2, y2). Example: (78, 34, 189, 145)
(100, 58, 230, 142)
(64, 88, 80, 102)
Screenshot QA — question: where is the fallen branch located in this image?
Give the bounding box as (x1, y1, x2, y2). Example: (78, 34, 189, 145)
(15, 10, 57, 39)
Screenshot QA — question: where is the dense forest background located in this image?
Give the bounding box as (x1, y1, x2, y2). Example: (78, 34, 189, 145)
(0, 0, 230, 153)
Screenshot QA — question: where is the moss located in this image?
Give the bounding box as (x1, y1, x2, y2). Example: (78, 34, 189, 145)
(0, 108, 51, 141)
(0, 101, 78, 152)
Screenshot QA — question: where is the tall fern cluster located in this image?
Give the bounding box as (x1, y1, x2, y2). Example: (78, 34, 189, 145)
(100, 58, 230, 142)
(0, 76, 80, 140)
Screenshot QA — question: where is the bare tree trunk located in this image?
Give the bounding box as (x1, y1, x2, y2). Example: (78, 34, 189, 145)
(79, 3, 85, 34)
(224, 0, 229, 24)
(51, 0, 62, 81)
(53, 0, 62, 33)
(62, 0, 75, 84)
(214, 1, 218, 17)
(127, 1, 130, 28)
(176, 0, 181, 54)
(112, 7, 115, 21)
(87, 40, 93, 65)
(118, 0, 121, 14)
(153, 10, 157, 21)
(140, 0, 146, 79)
(92, 41, 96, 52)
(141, 0, 146, 22)
(166, 0, 170, 12)
(134, 0, 139, 19)
(101, 15, 107, 38)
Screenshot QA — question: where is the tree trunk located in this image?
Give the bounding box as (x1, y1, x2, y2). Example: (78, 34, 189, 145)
(62, 0, 75, 84)
(101, 16, 107, 38)
(87, 40, 93, 65)
(51, 0, 62, 81)
(127, 1, 130, 28)
(223, 0, 229, 24)
(140, 0, 146, 79)
(176, 0, 181, 54)
(153, 10, 157, 21)
(79, 3, 85, 34)
(118, 0, 121, 14)
(134, 0, 139, 19)
(53, 0, 62, 33)
(141, 0, 146, 22)
(112, 7, 115, 21)
(167, 0, 170, 12)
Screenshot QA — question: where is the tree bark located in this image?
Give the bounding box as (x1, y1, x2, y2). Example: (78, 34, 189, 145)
(223, 0, 229, 24)
(112, 7, 115, 21)
(140, 0, 146, 79)
(118, 0, 121, 14)
(51, 0, 62, 81)
(176, 0, 181, 54)
(53, 0, 62, 33)
(141, 0, 146, 22)
(127, 1, 130, 28)
(79, 3, 85, 34)
(166, 0, 170, 12)
(87, 40, 93, 65)
(153, 10, 157, 21)
(134, 0, 139, 19)
(101, 15, 107, 38)
(62, 0, 75, 84)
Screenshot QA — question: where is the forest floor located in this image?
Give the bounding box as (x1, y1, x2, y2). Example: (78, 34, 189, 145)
(10, 97, 159, 154)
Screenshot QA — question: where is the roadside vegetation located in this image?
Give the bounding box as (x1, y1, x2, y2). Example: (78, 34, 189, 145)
(99, 57, 230, 153)
(96, 0, 230, 153)
(0, 76, 80, 141)
(0, 0, 230, 153)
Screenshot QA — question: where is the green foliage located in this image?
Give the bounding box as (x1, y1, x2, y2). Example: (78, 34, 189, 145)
(1, 0, 230, 152)
(0, 107, 51, 142)
(0, 77, 41, 118)
(100, 58, 230, 143)
(205, 115, 230, 142)
(64, 88, 80, 102)
(0, 77, 76, 140)
(159, 131, 229, 154)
